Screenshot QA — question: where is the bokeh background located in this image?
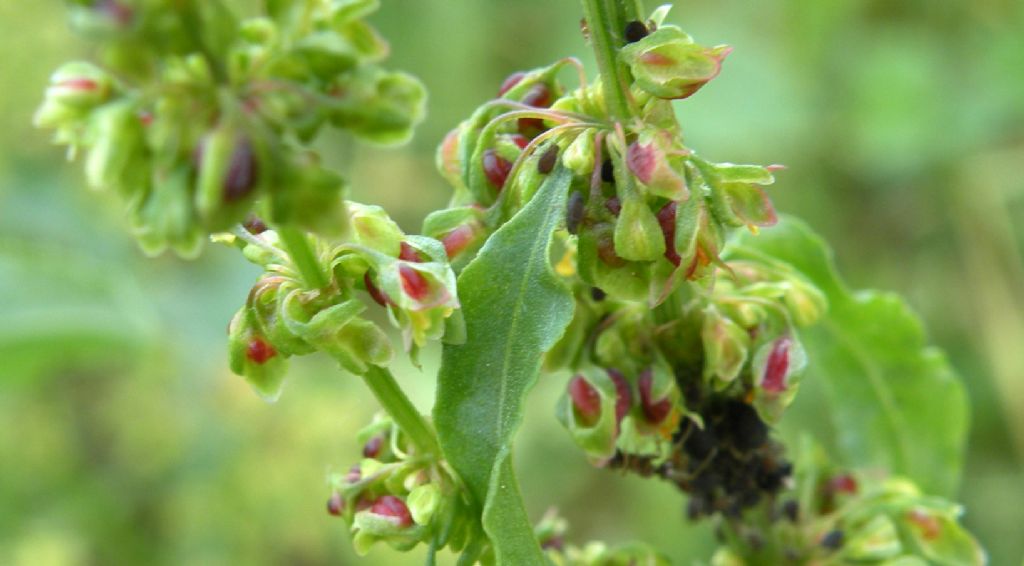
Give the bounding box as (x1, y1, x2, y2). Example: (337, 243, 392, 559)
(2, 1, 1023, 564)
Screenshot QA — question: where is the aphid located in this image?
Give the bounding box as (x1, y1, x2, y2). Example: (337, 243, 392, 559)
(590, 287, 606, 301)
(781, 500, 800, 522)
(537, 144, 559, 174)
(722, 400, 767, 451)
(566, 191, 585, 234)
(624, 20, 650, 43)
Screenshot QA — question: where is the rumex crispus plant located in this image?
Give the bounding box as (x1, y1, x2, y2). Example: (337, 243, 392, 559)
(37, 0, 985, 564)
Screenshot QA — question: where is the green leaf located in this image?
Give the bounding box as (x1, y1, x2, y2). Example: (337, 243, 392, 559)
(434, 165, 575, 564)
(728, 217, 969, 496)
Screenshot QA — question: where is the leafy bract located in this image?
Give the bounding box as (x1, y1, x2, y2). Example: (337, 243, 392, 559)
(728, 217, 968, 496)
(434, 165, 575, 564)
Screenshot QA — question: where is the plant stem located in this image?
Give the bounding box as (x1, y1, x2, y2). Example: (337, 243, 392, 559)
(580, 0, 638, 121)
(277, 226, 330, 289)
(363, 365, 440, 456)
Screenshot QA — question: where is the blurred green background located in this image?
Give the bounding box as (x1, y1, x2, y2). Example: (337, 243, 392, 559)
(2, 1, 1023, 564)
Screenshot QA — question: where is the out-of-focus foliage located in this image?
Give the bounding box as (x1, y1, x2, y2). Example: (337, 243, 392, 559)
(1, 0, 1022, 564)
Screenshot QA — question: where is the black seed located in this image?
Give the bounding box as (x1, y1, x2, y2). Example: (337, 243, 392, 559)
(781, 500, 799, 522)
(723, 400, 768, 451)
(601, 159, 615, 182)
(624, 20, 649, 43)
(566, 191, 585, 234)
(538, 144, 559, 174)
(590, 287, 606, 301)
(683, 426, 717, 459)
(821, 530, 844, 551)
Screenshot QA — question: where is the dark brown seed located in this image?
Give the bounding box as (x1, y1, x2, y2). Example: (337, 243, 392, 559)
(224, 137, 259, 203)
(537, 144, 559, 174)
(821, 530, 844, 551)
(624, 20, 649, 43)
(566, 191, 585, 234)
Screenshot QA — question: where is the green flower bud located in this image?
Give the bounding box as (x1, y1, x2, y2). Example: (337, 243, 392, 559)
(626, 132, 688, 201)
(228, 308, 289, 401)
(406, 483, 441, 526)
(562, 129, 596, 177)
(39, 61, 114, 116)
(329, 68, 427, 145)
(270, 152, 350, 236)
(701, 306, 750, 385)
(841, 515, 903, 561)
(620, 26, 731, 100)
(195, 115, 261, 229)
(348, 202, 404, 256)
(282, 296, 394, 375)
(614, 195, 665, 262)
(85, 99, 144, 192)
(131, 164, 204, 258)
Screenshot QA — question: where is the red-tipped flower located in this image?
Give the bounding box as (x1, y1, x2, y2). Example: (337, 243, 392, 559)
(568, 375, 602, 427)
(369, 495, 413, 527)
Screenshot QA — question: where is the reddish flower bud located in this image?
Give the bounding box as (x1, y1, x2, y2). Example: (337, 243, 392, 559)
(362, 436, 384, 458)
(399, 265, 430, 301)
(441, 224, 477, 258)
(510, 134, 530, 149)
(246, 337, 276, 365)
(607, 369, 632, 424)
(398, 241, 422, 262)
(364, 272, 389, 307)
(762, 337, 791, 394)
(521, 83, 552, 108)
(638, 369, 672, 424)
(327, 492, 344, 516)
(369, 495, 413, 527)
(828, 474, 858, 495)
(657, 201, 681, 266)
(568, 375, 602, 427)
(482, 149, 513, 191)
(243, 214, 268, 234)
(498, 71, 526, 97)
(907, 508, 942, 540)
(345, 464, 362, 483)
(605, 196, 622, 216)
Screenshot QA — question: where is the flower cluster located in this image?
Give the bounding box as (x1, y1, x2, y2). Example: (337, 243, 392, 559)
(225, 205, 459, 399)
(36, 0, 424, 257)
(326, 415, 474, 556)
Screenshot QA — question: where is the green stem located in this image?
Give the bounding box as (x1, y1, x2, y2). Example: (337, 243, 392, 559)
(363, 365, 440, 456)
(580, 0, 638, 121)
(277, 226, 329, 289)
